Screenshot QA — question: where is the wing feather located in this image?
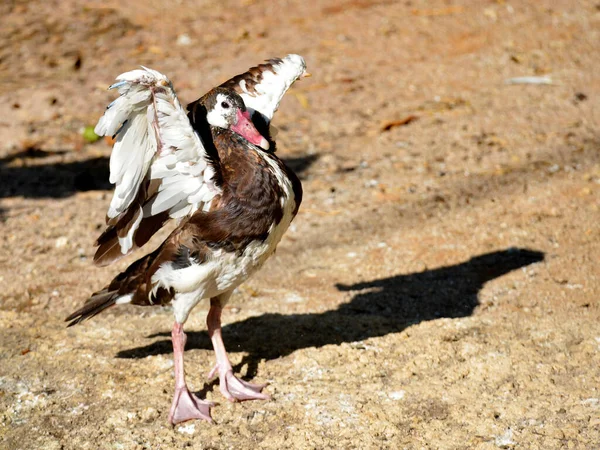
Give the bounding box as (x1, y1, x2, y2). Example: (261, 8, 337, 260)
(220, 54, 307, 125)
(92, 67, 221, 265)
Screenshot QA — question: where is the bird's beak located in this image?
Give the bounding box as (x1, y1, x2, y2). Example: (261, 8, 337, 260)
(231, 110, 270, 150)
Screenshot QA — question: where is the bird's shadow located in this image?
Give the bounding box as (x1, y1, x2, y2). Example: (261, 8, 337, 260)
(0, 148, 112, 200)
(117, 248, 544, 379)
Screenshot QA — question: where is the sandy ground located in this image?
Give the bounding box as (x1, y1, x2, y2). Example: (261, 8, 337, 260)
(1, 0, 600, 448)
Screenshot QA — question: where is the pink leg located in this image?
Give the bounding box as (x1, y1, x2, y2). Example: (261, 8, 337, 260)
(168, 322, 213, 425)
(207, 298, 270, 402)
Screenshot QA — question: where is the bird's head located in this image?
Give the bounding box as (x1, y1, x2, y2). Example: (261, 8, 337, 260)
(204, 88, 269, 150)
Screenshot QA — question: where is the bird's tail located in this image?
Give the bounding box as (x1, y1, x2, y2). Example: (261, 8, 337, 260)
(66, 246, 163, 327)
(65, 289, 122, 327)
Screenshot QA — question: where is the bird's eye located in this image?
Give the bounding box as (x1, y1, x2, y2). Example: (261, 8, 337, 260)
(221, 101, 230, 109)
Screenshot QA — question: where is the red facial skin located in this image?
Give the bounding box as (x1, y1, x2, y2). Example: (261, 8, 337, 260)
(231, 110, 270, 150)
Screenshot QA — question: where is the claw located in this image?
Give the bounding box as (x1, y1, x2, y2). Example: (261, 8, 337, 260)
(207, 364, 219, 380)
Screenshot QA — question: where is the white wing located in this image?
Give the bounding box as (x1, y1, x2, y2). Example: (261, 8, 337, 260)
(93, 67, 220, 266)
(220, 54, 308, 125)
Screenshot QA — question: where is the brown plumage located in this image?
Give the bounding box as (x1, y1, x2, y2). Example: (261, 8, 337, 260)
(67, 55, 308, 425)
(92, 88, 241, 267)
(66, 120, 302, 327)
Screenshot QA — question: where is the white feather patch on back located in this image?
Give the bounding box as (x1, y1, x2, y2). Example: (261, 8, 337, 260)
(239, 54, 307, 124)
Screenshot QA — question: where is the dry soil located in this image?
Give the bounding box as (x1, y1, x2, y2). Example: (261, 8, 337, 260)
(1, 0, 600, 449)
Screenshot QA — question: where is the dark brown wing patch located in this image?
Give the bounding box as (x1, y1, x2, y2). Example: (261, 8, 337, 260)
(65, 289, 119, 327)
(219, 58, 283, 96)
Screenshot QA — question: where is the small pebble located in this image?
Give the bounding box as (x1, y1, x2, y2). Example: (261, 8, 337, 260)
(55, 236, 68, 248)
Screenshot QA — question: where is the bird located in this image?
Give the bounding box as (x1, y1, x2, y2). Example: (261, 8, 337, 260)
(66, 54, 309, 425)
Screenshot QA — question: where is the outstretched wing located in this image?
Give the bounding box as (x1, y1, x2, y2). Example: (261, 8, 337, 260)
(220, 54, 308, 126)
(93, 67, 220, 266)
